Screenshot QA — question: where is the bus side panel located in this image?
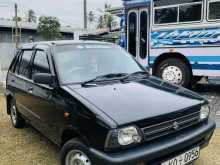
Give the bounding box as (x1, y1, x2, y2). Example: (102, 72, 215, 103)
(150, 27, 220, 77)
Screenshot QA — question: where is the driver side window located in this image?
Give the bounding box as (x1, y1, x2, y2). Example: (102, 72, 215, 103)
(31, 50, 50, 77)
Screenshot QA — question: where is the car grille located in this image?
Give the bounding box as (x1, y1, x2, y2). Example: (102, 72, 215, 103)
(141, 111, 201, 141)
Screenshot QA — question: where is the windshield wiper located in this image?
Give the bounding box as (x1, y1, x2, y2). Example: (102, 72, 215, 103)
(81, 73, 129, 86)
(129, 71, 149, 76)
(123, 71, 149, 79)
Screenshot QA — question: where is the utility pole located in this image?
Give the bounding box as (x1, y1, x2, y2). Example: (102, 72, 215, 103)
(83, 0, 87, 29)
(14, 3, 19, 48)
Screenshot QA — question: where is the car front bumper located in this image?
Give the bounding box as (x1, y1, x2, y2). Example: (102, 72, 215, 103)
(89, 120, 215, 165)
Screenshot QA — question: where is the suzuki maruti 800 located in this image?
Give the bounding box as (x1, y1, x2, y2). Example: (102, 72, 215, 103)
(5, 41, 215, 165)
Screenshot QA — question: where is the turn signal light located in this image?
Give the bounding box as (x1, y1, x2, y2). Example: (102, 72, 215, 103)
(64, 112, 70, 118)
(136, 163, 146, 165)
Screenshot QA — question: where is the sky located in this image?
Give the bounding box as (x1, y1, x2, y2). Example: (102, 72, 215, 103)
(0, 0, 122, 28)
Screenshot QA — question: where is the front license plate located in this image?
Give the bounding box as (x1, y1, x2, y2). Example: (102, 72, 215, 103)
(161, 147, 200, 165)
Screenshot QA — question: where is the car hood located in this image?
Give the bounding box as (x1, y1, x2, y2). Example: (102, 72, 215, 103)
(66, 76, 205, 126)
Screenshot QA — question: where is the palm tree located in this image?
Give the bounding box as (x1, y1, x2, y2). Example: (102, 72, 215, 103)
(27, 9, 37, 23)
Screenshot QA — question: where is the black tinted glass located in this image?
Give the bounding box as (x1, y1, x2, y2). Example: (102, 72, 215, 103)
(11, 50, 21, 73)
(154, 0, 202, 7)
(154, 7, 178, 24)
(179, 4, 202, 22)
(32, 51, 50, 75)
(140, 11, 148, 59)
(19, 50, 33, 78)
(128, 12, 137, 57)
(209, 1, 220, 20)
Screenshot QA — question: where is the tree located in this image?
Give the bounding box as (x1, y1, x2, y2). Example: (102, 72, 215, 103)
(96, 3, 114, 29)
(88, 11, 95, 29)
(27, 9, 37, 23)
(88, 11, 95, 24)
(12, 16, 22, 22)
(37, 16, 62, 40)
(97, 16, 104, 29)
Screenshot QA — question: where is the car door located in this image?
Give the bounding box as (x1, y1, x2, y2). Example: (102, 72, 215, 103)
(8, 49, 34, 119)
(25, 47, 59, 141)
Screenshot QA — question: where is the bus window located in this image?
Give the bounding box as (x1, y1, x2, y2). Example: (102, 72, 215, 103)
(179, 3, 202, 22)
(153, 0, 203, 25)
(128, 12, 137, 57)
(140, 11, 148, 59)
(208, 0, 220, 20)
(154, 7, 178, 24)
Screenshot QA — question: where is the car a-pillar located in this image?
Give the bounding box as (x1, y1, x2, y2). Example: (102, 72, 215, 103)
(152, 53, 193, 88)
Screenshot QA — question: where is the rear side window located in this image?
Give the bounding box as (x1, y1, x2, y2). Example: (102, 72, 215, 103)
(32, 50, 50, 76)
(18, 50, 33, 78)
(208, 0, 220, 20)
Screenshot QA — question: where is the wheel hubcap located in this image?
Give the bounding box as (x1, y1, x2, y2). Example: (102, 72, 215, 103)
(11, 105, 17, 125)
(65, 150, 91, 165)
(162, 66, 183, 85)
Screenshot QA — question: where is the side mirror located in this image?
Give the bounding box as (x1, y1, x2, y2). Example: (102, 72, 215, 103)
(33, 73, 55, 85)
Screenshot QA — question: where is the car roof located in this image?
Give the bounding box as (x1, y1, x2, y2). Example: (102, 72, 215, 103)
(21, 40, 113, 49)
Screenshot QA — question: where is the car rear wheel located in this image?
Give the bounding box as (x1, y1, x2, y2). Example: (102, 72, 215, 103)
(61, 139, 93, 165)
(155, 58, 192, 88)
(10, 100, 25, 128)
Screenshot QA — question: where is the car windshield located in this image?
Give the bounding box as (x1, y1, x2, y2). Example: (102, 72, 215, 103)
(54, 44, 144, 84)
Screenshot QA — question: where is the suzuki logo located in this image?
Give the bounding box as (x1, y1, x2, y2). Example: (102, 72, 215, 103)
(173, 121, 180, 130)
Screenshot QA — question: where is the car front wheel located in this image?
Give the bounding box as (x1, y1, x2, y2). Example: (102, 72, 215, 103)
(61, 139, 92, 165)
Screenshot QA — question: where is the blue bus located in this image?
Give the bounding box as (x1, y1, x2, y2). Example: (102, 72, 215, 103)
(119, 0, 220, 87)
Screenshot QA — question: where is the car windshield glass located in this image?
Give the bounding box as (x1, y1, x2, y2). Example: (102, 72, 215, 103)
(54, 44, 144, 84)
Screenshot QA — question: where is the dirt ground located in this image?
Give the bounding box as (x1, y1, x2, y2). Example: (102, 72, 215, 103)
(0, 96, 219, 165)
(0, 96, 59, 165)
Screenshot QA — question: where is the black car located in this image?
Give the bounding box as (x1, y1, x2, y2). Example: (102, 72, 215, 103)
(5, 41, 215, 165)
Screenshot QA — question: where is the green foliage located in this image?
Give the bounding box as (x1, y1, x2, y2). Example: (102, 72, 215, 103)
(37, 16, 62, 40)
(12, 17, 22, 22)
(96, 3, 114, 29)
(97, 16, 104, 29)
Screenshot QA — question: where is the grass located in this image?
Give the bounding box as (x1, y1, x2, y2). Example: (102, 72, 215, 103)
(0, 96, 219, 165)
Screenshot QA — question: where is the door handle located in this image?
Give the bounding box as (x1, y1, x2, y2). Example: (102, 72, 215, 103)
(11, 79, 15, 83)
(28, 87, 33, 93)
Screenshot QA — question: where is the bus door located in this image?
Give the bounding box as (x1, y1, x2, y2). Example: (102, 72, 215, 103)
(127, 8, 149, 66)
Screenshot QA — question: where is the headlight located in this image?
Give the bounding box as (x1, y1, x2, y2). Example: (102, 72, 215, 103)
(118, 126, 142, 145)
(105, 126, 142, 150)
(200, 104, 210, 120)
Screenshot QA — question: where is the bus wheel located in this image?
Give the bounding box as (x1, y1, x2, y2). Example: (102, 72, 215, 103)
(192, 76, 203, 84)
(155, 58, 192, 88)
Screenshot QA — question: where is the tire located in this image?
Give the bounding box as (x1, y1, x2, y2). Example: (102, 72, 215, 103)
(60, 139, 93, 165)
(192, 76, 203, 85)
(155, 58, 192, 88)
(10, 99, 25, 128)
